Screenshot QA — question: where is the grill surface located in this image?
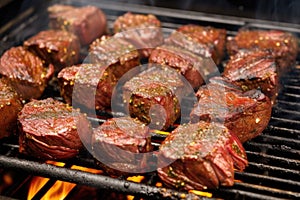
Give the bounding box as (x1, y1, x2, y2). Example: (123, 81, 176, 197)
(0, 0, 300, 199)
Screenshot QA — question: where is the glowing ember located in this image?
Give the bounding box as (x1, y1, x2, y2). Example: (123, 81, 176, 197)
(71, 165, 103, 174)
(126, 175, 145, 183)
(27, 161, 103, 200)
(126, 176, 145, 200)
(153, 130, 170, 135)
(189, 190, 213, 198)
(234, 179, 243, 183)
(46, 160, 65, 166)
(127, 195, 135, 200)
(155, 182, 163, 187)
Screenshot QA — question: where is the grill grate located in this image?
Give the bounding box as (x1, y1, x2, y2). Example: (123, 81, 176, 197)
(0, 0, 300, 199)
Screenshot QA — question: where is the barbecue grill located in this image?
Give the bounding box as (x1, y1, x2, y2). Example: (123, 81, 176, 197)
(0, 0, 299, 199)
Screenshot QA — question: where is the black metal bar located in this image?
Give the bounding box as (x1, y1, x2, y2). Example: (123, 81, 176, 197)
(252, 134, 300, 150)
(0, 156, 213, 200)
(267, 125, 300, 139)
(214, 189, 286, 200)
(0, 7, 35, 39)
(232, 182, 300, 199)
(234, 172, 300, 194)
(243, 141, 300, 160)
(246, 151, 300, 170)
(246, 162, 300, 182)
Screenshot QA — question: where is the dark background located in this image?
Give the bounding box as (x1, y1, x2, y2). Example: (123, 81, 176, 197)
(116, 0, 300, 24)
(1, 0, 300, 28)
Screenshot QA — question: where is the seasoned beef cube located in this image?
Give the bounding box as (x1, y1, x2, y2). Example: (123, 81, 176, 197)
(18, 98, 92, 160)
(157, 121, 248, 190)
(190, 77, 272, 143)
(113, 12, 161, 33)
(58, 64, 117, 111)
(123, 65, 192, 130)
(223, 50, 279, 104)
(57, 65, 80, 105)
(24, 30, 80, 73)
(127, 82, 180, 130)
(113, 12, 163, 58)
(48, 5, 107, 45)
(92, 116, 152, 176)
(0, 46, 54, 100)
(166, 24, 227, 65)
(0, 79, 23, 139)
(149, 45, 216, 89)
(47, 4, 74, 14)
(89, 35, 140, 79)
(123, 65, 185, 105)
(227, 29, 298, 73)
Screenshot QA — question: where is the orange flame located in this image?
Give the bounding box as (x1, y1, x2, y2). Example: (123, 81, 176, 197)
(126, 175, 145, 183)
(126, 176, 145, 200)
(27, 176, 50, 200)
(27, 161, 103, 200)
(155, 182, 163, 187)
(189, 190, 213, 198)
(234, 179, 243, 183)
(41, 180, 76, 200)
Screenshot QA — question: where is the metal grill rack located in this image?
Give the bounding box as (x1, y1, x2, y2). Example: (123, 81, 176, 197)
(0, 0, 299, 199)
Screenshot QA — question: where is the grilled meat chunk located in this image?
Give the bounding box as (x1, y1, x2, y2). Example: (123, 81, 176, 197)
(149, 45, 217, 89)
(92, 116, 152, 176)
(58, 64, 117, 112)
(123, 65, 195, 130)
(47, 4, 74, 13)
(18, 98, 92, 160)
(113, 12, 163, 57)
(190, 77, 272, 143)
(157, 121, 248, 190)
(127, 82, 180, 130)
(24, 30, 80, 73)
(48, 5, 107, 45)
(223, 50, 279, 104)
(166, 24, 227, 65)
(227, 29, 298, 73)
(57, 65, 80, 105)
(0, 79, 23, 139)
(89, 35, 140, 79)
(0, 46, 54, 100)
(123, 65, 186, 104)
